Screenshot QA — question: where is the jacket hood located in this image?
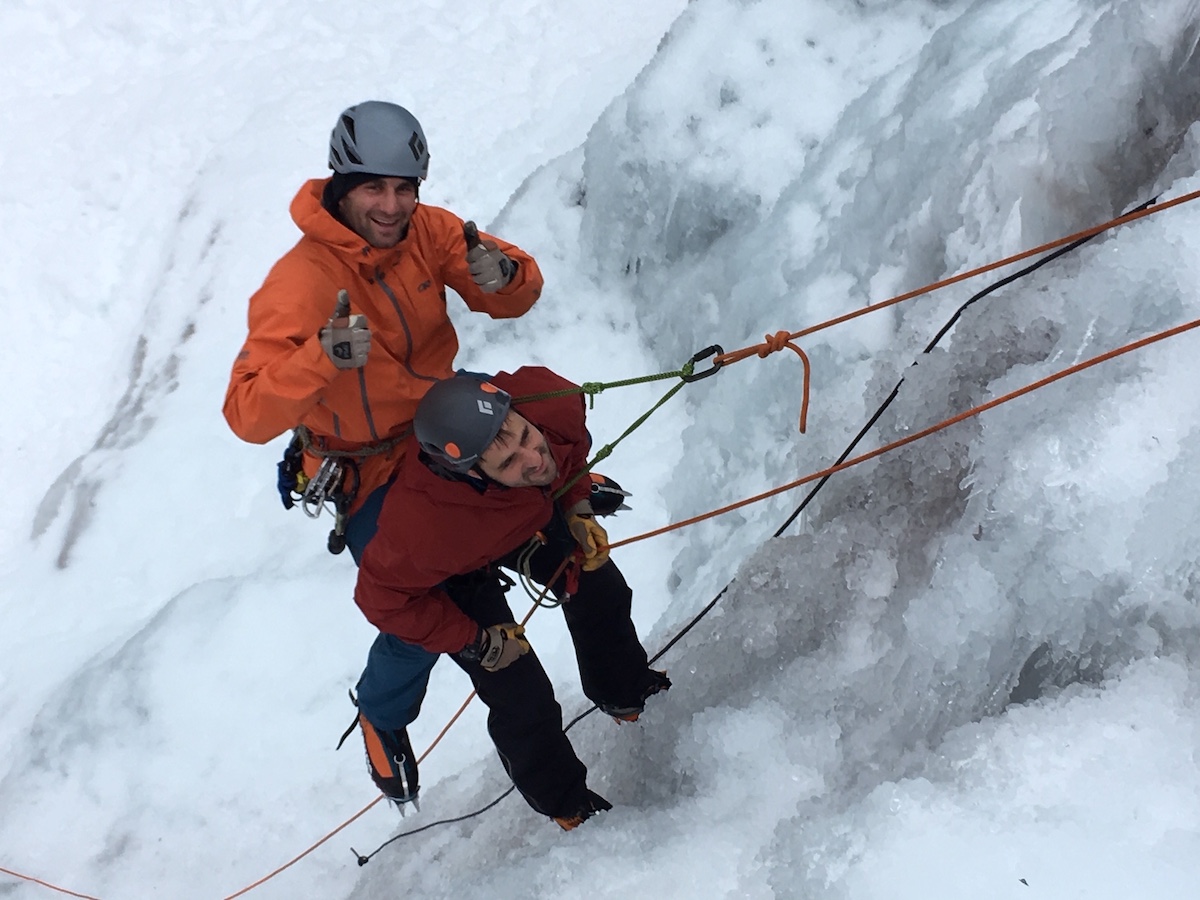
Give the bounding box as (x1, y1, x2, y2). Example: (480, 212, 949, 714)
(289, 177, 406, 269)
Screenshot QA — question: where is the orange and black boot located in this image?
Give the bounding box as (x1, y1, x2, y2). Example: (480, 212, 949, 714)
(600, 669, 671, 724)
(356, 712, 420, 811)
(553, 789, 613, 831)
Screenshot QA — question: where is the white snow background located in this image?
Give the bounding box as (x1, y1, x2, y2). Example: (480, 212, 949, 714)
(3, 0, 1200, 898)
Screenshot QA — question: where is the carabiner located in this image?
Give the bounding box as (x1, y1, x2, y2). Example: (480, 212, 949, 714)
(301, 457, 344, 518)
(682, 344, 725, 383)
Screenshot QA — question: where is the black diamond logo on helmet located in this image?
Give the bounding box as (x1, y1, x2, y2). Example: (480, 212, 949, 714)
(409, 131, 426, 162)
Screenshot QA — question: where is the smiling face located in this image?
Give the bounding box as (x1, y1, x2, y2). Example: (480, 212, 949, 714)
(477, 411, 558, 488)
(337, 176, 419, 248)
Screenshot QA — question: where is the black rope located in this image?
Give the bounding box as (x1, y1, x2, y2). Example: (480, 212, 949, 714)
(352, 788, 518, 865)
(771, 194, 1158, 537)
(351, 195, 1157, 861)
(353, 703, 606, 863)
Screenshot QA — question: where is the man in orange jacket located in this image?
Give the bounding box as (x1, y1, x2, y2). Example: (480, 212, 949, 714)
(223, 100, 543, 558)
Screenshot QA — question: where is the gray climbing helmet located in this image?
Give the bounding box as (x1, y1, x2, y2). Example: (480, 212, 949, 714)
(328, 101, 430, 181)
(415, 375, 513, 473)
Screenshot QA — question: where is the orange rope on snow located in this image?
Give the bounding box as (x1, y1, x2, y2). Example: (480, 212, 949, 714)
(610, 316, 1200, 551)
(215, 199, 1200, 893)
(222, 557, 568, 898)
(0, 865, 101, 900)
(220, 800, 383, 900)
(222, 687, 485, 899)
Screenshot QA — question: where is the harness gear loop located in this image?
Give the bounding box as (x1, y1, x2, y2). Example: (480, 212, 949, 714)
(516, 532, 561, 608)
(278, 426, 392, 554)
(291, 453, 359, 555)
(301, 457, 345, 519)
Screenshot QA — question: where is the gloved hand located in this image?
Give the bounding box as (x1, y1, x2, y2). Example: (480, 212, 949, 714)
(467, 240, 517, 292)
(463, 622, 530, 672)
(319, 290, 371, 369)
(566, 501, 610, 571)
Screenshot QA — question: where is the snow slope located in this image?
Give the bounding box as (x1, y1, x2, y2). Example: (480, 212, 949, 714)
(3, 1, 1200, 898)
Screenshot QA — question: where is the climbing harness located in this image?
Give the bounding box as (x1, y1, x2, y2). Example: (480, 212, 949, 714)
(276, 425, 405, 554)
(514, 533, 558, 607)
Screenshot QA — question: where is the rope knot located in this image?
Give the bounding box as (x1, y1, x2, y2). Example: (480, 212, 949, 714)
(760, 331, 793, 357)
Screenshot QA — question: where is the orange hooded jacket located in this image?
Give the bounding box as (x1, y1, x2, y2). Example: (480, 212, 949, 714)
(223, 178, 543, 511)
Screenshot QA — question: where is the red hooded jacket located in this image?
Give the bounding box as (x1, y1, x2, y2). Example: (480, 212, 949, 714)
(223, 179, 543, 510)
(355, 367, 593, 652)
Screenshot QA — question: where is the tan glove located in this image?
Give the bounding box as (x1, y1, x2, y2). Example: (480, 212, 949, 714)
(567, 502, 610, 571)
(319, 289, 371, 369)
(462, 623, 530, 672)
(466, 240, 517, 292)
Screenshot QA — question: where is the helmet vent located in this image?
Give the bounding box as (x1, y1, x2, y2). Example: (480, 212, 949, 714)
(341, 114, 357, 143)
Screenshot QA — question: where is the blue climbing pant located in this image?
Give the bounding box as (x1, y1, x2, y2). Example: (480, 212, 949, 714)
(344, 480, 440, 730)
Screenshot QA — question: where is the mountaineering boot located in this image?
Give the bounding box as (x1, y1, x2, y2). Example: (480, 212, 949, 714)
(357, 712, 420, 811)
(600, 669, 672, 724)
(553, 789, 613, 831)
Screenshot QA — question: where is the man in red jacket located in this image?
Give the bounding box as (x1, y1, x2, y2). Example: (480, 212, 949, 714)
(223, 100, 543, 554)
(352, 367, 669, 830)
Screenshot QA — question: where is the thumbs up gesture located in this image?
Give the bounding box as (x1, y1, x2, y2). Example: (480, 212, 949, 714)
(464, 221, 516, 293)
(319, 290, 371, 369)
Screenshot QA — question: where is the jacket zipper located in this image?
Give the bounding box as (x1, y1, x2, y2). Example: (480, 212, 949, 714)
(375, 269, 442, 385)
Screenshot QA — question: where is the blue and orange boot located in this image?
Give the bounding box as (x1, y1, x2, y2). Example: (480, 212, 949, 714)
(356, 712, 420, 812)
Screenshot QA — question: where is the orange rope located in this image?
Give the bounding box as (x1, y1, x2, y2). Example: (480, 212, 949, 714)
(223, 557, 569, 897)
(16, 194, 1200, 900)
(0, 866, 101, 900)
(221, 800, 382, 899)
(230, 313, 1200, 896)
(782, 188, 1200, 342)
(611, 316, 1200, 550)
(704, 189, 1200, 433)
(714, 331, 812, 432)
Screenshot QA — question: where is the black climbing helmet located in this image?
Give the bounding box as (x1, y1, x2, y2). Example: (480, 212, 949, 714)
(415, 375, 513, 473)
(328, 101, 430, 181)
